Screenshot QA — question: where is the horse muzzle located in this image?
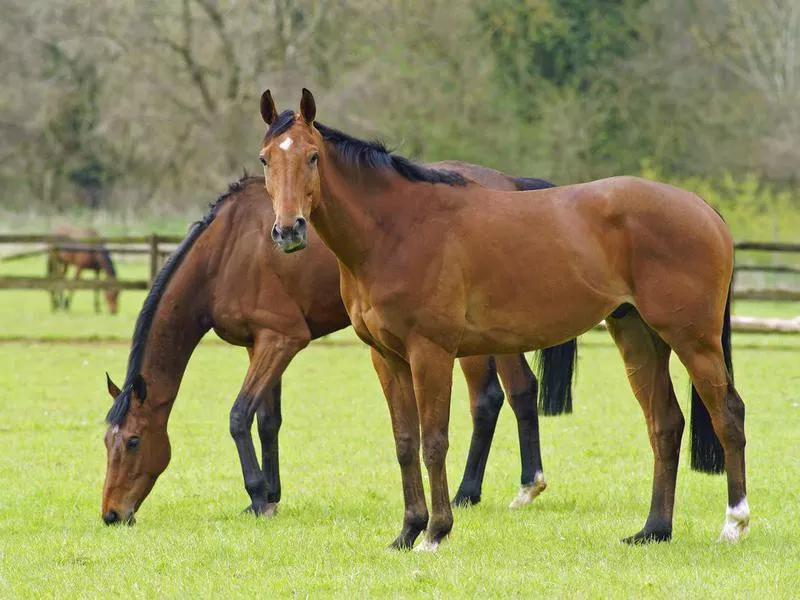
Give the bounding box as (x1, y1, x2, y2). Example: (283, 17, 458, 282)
(271, 217, 308, 253)
(102, 508, 136, 526)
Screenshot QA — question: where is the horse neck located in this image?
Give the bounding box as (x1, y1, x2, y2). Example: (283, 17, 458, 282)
(313, 151, 407, 271)
(137, 243, 213, 419)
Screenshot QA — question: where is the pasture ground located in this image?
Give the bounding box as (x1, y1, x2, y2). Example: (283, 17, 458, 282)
(0, 274, 798, 597)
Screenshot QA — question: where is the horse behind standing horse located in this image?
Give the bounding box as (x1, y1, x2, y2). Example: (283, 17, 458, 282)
(49, 226, 119, 314)
(258, 89, 748, 550)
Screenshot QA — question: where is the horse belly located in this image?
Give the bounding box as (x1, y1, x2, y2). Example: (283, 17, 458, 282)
(458, 298, 611, 355)
(459, 260, 624, 355)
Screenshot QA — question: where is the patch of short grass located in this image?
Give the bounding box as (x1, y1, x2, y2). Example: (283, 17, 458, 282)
(0, 332, 798, 597)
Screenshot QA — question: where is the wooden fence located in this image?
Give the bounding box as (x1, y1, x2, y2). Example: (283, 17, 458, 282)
(0, 234, 183, 292)
(732, 241, 800, 302)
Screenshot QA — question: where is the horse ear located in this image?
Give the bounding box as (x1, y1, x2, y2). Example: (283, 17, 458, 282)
(132, 374, 147, 403)
(260, 90, 277, 125)
(300, 88, 316, 124)
(106, 372, 121, 399)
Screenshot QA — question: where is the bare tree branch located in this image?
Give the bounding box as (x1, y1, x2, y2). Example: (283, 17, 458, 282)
(192, 0, 240, 101)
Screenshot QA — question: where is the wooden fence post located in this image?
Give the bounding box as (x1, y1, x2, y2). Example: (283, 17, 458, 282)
(149, 234, 159, 287)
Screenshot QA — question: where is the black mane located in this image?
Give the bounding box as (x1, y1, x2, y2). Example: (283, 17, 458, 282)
(99, 248, 117, 278)
(106, 175, 260, 425)
(264, 109, 296, 141)
(264, 110, 466, 187)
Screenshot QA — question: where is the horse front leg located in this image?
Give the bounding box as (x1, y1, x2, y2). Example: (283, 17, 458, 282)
(452, 356, 504, 506)
(66, 266, 83, 312)
(370, 348, 428, 550)
(256, 379, 282, 504)
(231, 333, 305, 517)
(409, 338, 456, 552)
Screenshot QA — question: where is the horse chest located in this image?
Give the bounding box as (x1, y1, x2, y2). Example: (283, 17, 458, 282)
(343, 291, 379, 346)
(338, 275, 371, 339)
(341, 279, 405, 354)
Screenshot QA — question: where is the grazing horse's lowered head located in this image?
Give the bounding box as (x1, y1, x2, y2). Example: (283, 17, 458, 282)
(102, 373, 171, 525)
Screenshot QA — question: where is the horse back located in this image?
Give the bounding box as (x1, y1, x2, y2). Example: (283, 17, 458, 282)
(204, 180, 349, 341)
(402, 176, 733, 354)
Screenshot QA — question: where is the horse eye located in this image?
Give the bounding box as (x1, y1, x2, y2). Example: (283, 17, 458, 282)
(126, 436, 140, 450)
(259, 156, 268, 167)
(309, 152, 319, 166)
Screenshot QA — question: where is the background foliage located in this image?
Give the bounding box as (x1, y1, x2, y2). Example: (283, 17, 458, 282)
(1, 0, 798, 238)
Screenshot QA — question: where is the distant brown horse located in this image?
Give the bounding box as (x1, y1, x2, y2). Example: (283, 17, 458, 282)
(49, 226, 119, 314)
(257, 89, 748, 550)
(101, 172, 576, 525)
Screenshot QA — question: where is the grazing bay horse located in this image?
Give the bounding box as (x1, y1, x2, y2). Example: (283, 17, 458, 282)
(257, 89, 748, 550)
(101, 172, 576, 525)
(49, 226, 119, 314)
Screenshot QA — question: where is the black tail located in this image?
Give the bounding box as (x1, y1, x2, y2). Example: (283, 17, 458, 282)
(690, 281, 732, 473)
(536, 339, 577, 415)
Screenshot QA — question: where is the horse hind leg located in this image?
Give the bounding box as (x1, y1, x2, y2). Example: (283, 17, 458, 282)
(666, 335, 748, 542)
(607, 309, 683, 543)
(496, 354, 547, 509)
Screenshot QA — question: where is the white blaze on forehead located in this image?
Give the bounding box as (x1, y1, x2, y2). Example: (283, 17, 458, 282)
(279, 137, 293, 151)
(112, 425, 119, 434)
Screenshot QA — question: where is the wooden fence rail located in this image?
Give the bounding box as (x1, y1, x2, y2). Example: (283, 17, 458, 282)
(734, 241, 800, 252)
(1, 246, 174, 261)
(0, 233, 183, 293)
(0, 234, 184, 245)
(734, 264, 800, 275)
(0, 276, 148, 291)
(731, 289, 800, 302)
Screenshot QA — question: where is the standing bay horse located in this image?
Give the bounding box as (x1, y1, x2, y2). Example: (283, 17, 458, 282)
(49, 226, 119, 314)
(101, 172, 576, 525)
(257, 89, 748, 550)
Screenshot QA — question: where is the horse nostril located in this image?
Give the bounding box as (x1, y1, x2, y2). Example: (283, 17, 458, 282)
(271, 225, 281, 242)
(294, 217, 307, 235)
(103, 510, 120, 525)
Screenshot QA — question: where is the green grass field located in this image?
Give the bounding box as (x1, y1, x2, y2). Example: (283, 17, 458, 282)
(0, 270, 799, 598)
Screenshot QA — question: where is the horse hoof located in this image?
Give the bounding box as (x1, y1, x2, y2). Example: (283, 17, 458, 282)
(413, 538, 440, 553)
(388, 537, 412, 551)
(719, 498, 750, 543)
(243, 502, 278, 518)
(621, 527, 672, 544)
(719, 521, 749, 543)
(452, 492, 480, 507)
(508, 472, 546, 509)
